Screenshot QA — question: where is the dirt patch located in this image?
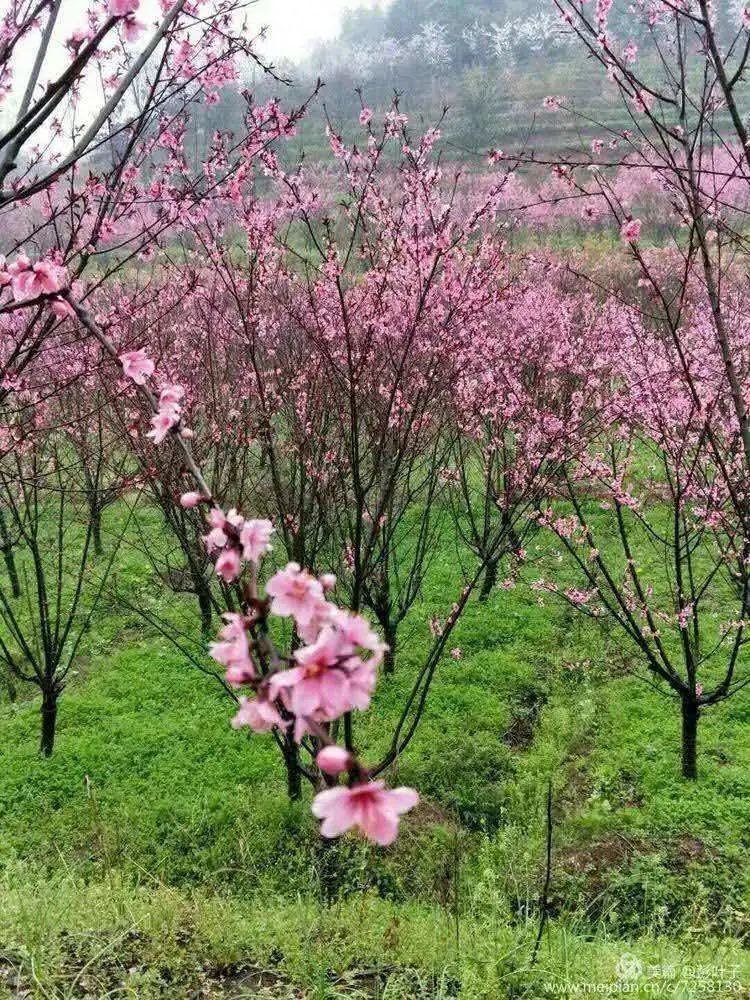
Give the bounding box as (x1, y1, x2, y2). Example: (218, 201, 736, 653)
(503, 690, 546, 750)
(1, 936, 460, 999)
(202, 962, 462, 998)
(558, 833, 649, 882)
(403, 798, 457, 832)
(0, 952, 29, 998)
(195, 962, 294, 997)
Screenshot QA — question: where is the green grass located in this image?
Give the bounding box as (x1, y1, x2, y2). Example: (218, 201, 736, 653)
(1, 501, 750, 996)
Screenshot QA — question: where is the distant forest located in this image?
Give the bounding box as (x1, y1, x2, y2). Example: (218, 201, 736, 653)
(180, 0, 748, 164)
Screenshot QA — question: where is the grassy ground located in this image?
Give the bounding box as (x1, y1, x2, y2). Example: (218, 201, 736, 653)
(1, 502, 749, 997)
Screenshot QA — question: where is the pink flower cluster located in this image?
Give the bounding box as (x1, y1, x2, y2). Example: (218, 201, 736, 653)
(201, 516, 416, 844)
(0, 254, 69, 313)
(108, 0, 144, 41)
(620, 218, 642, 242)
(117, 348, 185, 443)
(210, 612, 255, 686)
(147, 384, 184, 444)
(119, 348, 154, 385)
(202, 506, 274, 582)
(268, 602, 383, 741)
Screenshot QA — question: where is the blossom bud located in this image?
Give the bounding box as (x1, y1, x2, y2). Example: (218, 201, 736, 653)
(316, 745, 352, 775)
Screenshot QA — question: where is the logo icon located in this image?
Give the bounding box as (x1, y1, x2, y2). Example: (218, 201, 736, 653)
(615, 953, 643, 980)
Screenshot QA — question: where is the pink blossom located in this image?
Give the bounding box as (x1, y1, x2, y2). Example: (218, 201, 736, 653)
(271, 632, 357, 713)
(180, 491, 203, 508)
(119, 348, 155, 385)
(239, 518, 274, 562)
(146, 384, 183, 443)
(265, 562, 326, 625)
(330, 608, 384, 656)
(11, 259, 66, 301)
(695, 683, 704, 697)
(66, 28, 90, 50)
(269, 627, 377, 739)
(209, 613, 254, 685)
(311, 781, 418, 844)
(359, 107, 373, 126)
(122, 15, 144, 41)
(543, 97, 561, 111)
(215, 546, 242, 583)
(231, 695, 286, 732)
(159, 384, 184, 407)
(450, 647, 462, 660)
(109, 0, 139, 15)
(677, 604, 694, 630)
(620, 218, 642, 242)
(316, 745, 352, 775)
(565, 588, 594, 606)
(596, 0, 613, 25)
(50, 298, 74, 319)
(295, 599, 336, 645)
(146, 410, 176, 444)
(146, 409, 177, 444)
(7, 253, 30, 278)
(204, 507, 231, 552)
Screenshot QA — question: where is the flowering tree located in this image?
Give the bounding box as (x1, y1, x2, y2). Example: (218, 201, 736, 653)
(0, 0, 305, 405)
(528, 0, 750, 778)
(0, 0, 321, 779)
(450, 258, 606, 601)
(0, 421, 120, 753)
(58, 364, 137, 555)
(52, 287, 420, 839)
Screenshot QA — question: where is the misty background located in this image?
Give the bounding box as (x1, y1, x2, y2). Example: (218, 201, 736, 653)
(194, 0, 633, 167)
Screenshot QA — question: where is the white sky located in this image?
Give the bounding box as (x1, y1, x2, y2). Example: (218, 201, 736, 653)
(251, 0, 386, 62)
(0, 0, 387, 128)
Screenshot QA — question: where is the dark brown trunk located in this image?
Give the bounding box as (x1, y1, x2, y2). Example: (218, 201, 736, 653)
(197, 583, 212, 636)
(0, 507, 20, 598)
(91, 505, 103, 556)
(681, 696, 699, 780)
(282, 730, 302, 800)
(40, 689, 58, 757)
(480, 555, 499, 602)
(1, 544, 20, 598)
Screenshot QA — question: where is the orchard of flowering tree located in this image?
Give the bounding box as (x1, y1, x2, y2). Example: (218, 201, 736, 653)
(2, 0, 750, 993)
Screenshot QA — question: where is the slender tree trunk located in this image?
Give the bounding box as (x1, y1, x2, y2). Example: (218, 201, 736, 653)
(0, 508, 20, 598)
(680, 696, 699, 780)
(282, 730, 302, 800)
(91, 504, 103, 556)
(480, 555, 499, 602)
(197, 583, 212, 636)
(383, 619, 397, 675)
(40, 688, 58, 757)
(1, 543, 20, 598)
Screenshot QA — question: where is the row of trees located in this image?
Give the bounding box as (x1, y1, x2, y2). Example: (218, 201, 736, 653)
(1, 0, 750, 844)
